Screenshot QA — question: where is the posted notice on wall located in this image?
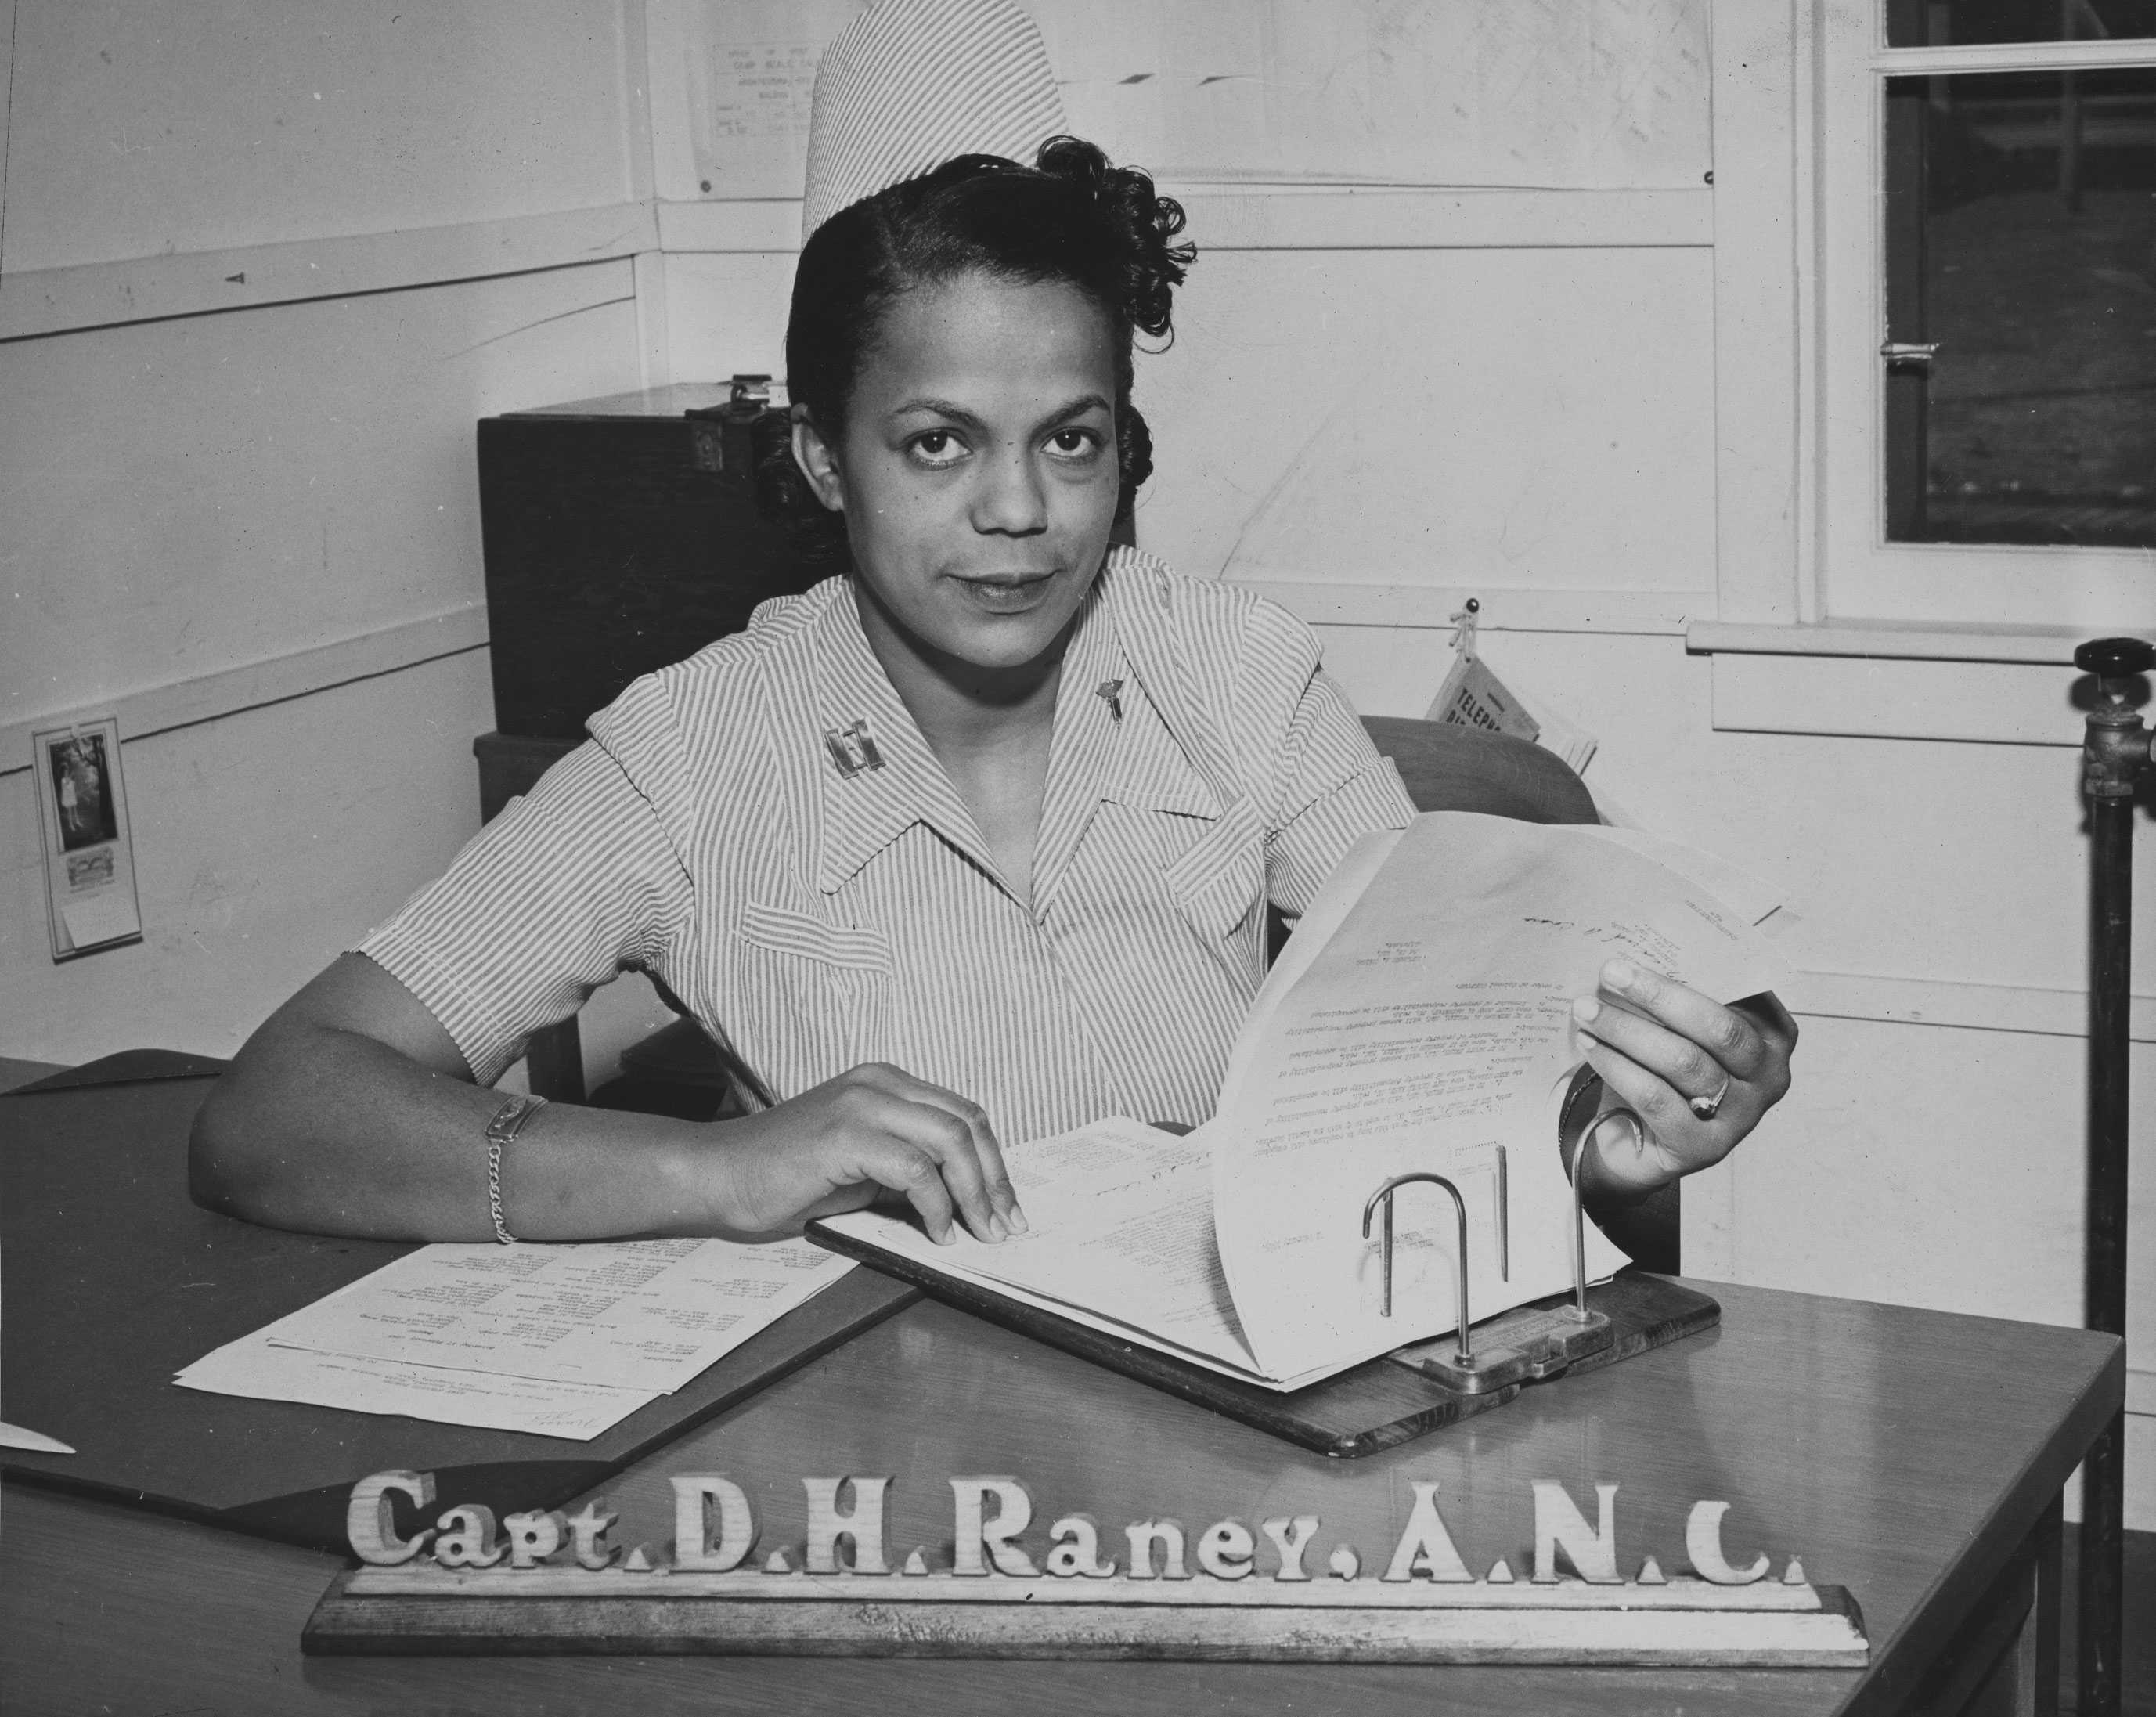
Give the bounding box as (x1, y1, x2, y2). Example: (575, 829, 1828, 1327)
(30, 716, 143, 961)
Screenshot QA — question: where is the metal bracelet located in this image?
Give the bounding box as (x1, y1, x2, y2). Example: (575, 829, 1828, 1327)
(484, 1094, 548, 1244)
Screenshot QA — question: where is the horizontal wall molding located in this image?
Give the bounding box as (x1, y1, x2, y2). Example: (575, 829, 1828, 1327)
(1710, 651, 2097, 748)
(656, 186, 1714, 257)
(0, 605, 488, 774)
(1788, 967, 2154, 1044)
(1170, 186, 1714, 251)
(1237, 579, 1703, 636)
(0, 202, 658, 341)
(15, 188, 1712, 330)
(1689, 621, 2096, 666)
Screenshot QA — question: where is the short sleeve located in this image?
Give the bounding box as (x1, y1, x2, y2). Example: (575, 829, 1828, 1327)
(357, 738, 694, 1086)
(1262, 666, 1415, 918)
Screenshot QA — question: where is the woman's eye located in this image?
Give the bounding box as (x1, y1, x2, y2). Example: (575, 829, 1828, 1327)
(908, 430, 968, 468)
(1045, 427, 1104, 462)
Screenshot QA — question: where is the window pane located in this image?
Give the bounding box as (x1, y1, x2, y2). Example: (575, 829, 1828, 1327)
(1888, 1, 2156, 48)
(1882, 67, 2156, 546)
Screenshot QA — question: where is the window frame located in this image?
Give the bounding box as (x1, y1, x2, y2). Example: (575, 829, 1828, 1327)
(1710, 2, 2156, 640)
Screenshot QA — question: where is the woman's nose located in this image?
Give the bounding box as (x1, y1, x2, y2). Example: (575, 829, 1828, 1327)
(971, 445, 1048, 536)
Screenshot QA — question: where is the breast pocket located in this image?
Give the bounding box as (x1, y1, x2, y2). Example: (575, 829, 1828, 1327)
(736, 901, 895, 976)
(732, 902, 894, 1070)
(1159, 795, 1267, 943)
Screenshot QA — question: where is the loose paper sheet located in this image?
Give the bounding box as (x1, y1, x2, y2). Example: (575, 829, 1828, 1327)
(1567, 825, 1787, 930)
(176, 1344, 658, 1441)
(1212, 813, 1790, 1380)
(176, 1236, 853, 1439)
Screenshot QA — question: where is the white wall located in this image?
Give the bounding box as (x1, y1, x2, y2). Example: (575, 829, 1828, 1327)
(1, 265, 637, 715)
(1, 1, 642, 274)
(1134, 247, 1718, 596)
(0, 0, 673, 1084)
(3, 0, 2148, 1521)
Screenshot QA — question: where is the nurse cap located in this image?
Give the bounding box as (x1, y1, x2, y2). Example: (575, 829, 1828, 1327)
(799, 0, 1069, 241)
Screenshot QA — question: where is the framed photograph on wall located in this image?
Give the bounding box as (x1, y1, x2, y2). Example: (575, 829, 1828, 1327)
(31, 716, 144, 961)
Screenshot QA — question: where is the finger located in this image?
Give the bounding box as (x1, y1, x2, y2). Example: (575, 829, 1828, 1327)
(1574, 1035, 1732, 1179)
(896, 1078, 1026, 1235)
(857, 1066, 1026, 1236)
(973, 1129, 1026, 1232)
(837, 1136, 962, 1245)
(848, 1079, 1011, 1243)
(1592, 959, 1772, 1082)
(1572, 994, 1740, 1116)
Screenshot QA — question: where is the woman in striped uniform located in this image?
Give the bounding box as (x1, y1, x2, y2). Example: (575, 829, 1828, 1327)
(189, 135, 1794, 1250)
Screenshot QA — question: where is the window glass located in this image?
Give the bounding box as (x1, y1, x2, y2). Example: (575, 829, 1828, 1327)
(1888, 0, 2156, 48)
(1881, 66, 2156, 546)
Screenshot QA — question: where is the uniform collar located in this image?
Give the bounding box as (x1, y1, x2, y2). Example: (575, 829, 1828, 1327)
(1096, 550, 1224, 820)
(799, 557, 1221, 904)
(805, 584, 991, 896)
(1026, 578, 1127, 908)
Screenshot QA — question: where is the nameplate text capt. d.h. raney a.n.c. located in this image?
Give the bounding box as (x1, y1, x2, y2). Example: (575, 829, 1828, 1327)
(301, 1466, 1871, 1665)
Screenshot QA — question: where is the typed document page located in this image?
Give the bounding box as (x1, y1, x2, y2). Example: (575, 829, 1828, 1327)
(1212, 813, 1789, 1382)
(818, 1116, 1264, 1376)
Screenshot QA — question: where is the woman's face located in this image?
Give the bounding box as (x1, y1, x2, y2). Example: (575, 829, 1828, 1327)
(795, 270, 1121, 682)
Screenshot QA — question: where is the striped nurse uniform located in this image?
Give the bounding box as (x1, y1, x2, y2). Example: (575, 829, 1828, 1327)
(360, 549, 1415, 1145)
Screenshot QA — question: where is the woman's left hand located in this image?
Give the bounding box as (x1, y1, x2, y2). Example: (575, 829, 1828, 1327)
(1569, 958, 1797, 1200)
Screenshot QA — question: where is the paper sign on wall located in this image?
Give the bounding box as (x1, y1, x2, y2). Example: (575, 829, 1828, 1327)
(31, 716, 143, 961)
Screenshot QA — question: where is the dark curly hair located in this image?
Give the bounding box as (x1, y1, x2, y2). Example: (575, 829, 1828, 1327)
(755, 135, 1195, 563)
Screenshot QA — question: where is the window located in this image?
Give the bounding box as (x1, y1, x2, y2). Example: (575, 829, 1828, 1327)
(1815, 1, 2156, 629)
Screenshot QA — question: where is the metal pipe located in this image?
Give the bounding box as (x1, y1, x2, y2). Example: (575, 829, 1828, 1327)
(2082, 792, 2132, 1717)
(2071, 635, 2151, 1717)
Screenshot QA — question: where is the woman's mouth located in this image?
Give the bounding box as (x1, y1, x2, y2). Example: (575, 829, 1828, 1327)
(952, 572, 1058, 613)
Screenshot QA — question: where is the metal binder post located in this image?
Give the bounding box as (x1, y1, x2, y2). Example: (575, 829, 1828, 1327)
(1563, 1115, 1625, 1326)
(1494, 1145, 1509, 1282)
(1378, 1149, 1613, 1394)
(1364, 1173, 1487, 1379)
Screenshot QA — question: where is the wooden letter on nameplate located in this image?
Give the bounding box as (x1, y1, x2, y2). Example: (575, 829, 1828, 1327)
(303, 1470, 1870, 1665)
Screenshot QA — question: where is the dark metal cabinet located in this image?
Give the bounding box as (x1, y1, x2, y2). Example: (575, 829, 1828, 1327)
(478, 381, 816, 740)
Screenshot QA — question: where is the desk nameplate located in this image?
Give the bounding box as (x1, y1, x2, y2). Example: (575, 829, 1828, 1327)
(303, 1468, 1869, 1665)
(305, 1565, 1869, 1665)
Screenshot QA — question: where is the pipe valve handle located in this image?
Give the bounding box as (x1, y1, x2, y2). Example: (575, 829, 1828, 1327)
(2075, 637, 2154, 680)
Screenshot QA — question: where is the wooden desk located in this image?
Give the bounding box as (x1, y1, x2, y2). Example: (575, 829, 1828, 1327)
(2, 1249, 2121, 1716)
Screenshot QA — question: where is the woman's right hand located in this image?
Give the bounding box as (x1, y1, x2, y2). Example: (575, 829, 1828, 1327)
(193, 954, 1029, 1246)
(707, 1062, 1029, 1246)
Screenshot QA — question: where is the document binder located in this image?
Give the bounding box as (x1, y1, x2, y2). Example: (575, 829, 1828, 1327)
(807, 1217, 1717, 1459)
(808, 1106, 1718, 1456)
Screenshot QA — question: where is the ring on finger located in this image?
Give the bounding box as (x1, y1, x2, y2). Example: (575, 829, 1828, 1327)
(1689, 1071, 1732, 1122)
